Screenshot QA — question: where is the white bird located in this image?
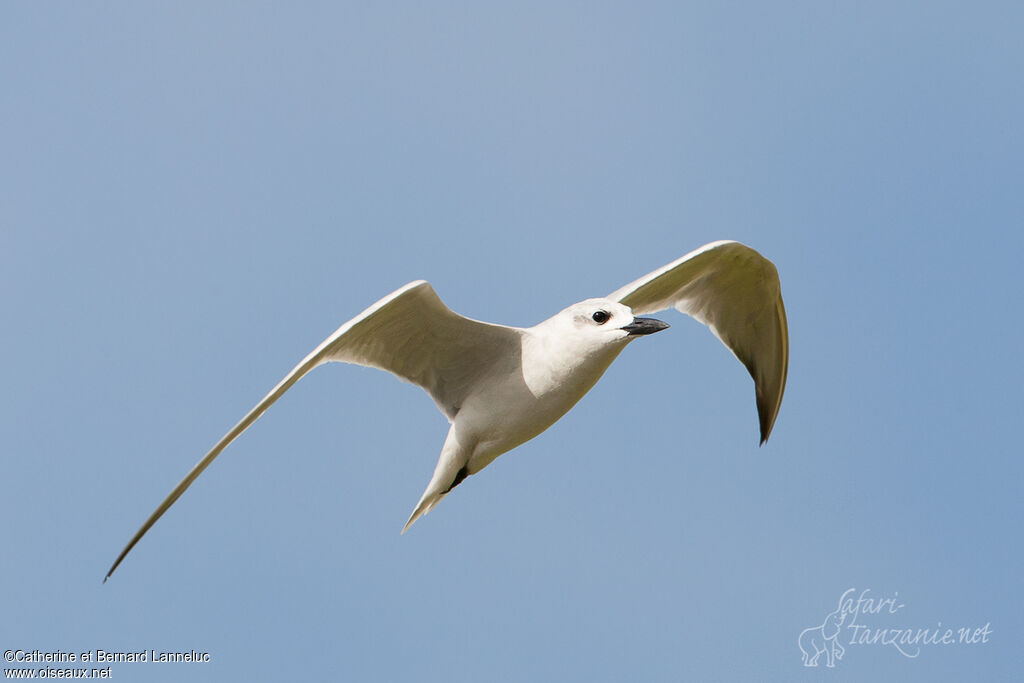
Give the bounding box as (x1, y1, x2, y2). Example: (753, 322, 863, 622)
(105, 240, 788, 581)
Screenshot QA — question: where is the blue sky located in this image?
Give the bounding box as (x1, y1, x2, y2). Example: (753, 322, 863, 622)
(2, 2, 1021, 681)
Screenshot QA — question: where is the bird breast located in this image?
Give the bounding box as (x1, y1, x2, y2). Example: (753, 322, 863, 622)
(453, 331, 628, 471)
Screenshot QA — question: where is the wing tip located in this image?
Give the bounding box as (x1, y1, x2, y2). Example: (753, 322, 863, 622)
(755, 375, 785, 446)
(757, 412, 773, 446)
(103, 553, 126, 583)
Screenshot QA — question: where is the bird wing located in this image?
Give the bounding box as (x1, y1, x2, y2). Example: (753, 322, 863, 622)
(607, 241, 788, 444)
(105, 280, 520, 580)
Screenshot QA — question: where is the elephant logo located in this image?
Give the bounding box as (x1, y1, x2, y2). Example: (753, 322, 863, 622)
(798, 607, 847, 667)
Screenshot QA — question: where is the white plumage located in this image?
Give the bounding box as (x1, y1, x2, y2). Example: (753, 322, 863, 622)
(106, 240, 788, 580)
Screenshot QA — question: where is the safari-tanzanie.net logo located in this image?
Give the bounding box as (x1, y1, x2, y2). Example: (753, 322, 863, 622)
(798, 588, 991, 668)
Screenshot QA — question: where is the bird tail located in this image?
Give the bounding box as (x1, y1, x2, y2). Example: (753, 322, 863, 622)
(401, 425, 468, 534)
(402, 490, 447, 534)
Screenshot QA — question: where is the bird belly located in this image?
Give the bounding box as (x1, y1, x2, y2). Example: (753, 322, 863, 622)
(458, 345, 625, 474)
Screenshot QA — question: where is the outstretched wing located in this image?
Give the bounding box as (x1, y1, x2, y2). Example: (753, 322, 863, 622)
(105, 280, 520, 580)
(608, 241, 788, 444)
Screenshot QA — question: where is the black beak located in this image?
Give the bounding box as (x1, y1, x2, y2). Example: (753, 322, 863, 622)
(621, 316, 670, 336)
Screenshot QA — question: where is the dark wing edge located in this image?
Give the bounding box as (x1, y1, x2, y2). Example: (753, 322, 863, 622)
(609, 241, 789, 444)
(104, 280, 464, 581)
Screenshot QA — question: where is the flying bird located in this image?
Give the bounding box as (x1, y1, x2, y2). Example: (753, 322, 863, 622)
(105, 240, 788, 581)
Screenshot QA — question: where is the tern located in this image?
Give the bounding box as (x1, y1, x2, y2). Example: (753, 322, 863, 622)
(105, 240, 788, 581)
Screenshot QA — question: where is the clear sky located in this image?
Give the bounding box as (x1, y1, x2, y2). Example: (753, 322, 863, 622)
(2, 2, 1021, 681)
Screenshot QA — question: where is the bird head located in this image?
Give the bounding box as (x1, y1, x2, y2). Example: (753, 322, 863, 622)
(540, 298, 670, 353)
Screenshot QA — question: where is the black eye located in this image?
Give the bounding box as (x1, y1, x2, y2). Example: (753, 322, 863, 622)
(592, 310, 610, 324)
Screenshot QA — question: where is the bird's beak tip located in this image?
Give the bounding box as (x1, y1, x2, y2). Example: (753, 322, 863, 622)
(622, 317, 670, 336)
